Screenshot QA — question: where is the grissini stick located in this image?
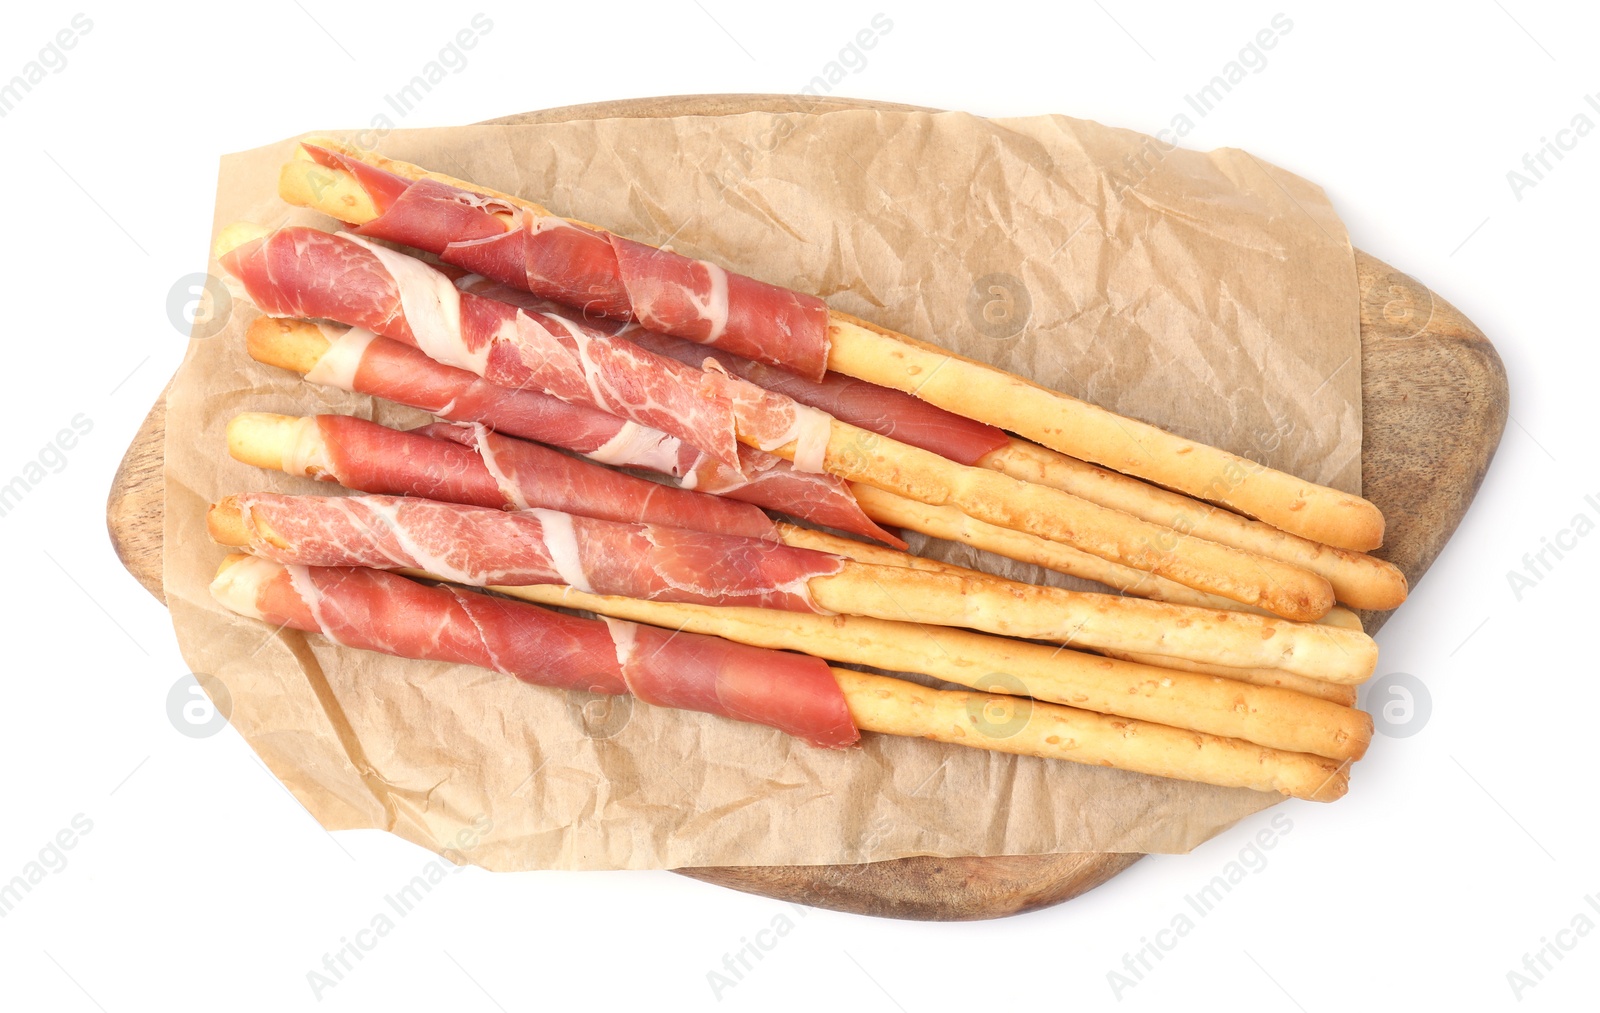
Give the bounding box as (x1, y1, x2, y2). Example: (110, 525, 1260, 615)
(834, 670, 1350, 803)
(222, 415, 1368, 757)
(206, 494, 1378, 682)
(225, 407, 1362, 652)
(843, 481, 1269, 613)
(613, 324, 1402, 609)
(527, 299, 1403, 612)
(216, 225, 1335, 621)
(772, 519, 1366, 636)
(461, 583, 1370, 761)
(208, 553, 859, 746)
(978, 438, 1407, 609)
(279, 139, 1385, 552)
(242, 317, 902, 547)
(222, 412, 782, 539)
(228, 394, 1250, 615)
(212, 556, 1348, 801)
(1099, 650, 1360, 706)
(1102, 604, 1368, 701)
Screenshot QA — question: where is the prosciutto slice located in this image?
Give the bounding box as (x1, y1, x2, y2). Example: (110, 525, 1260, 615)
(211, 556, 857, 747)
(296, 326, 902, 546)
(304, 143, 833, 380)
(297, 414, 777, 540)
(220, 226, 743, 468)
(457, 284, 975, 468)
(235, 493, 844, 613)
(628, 331, 1010, 466)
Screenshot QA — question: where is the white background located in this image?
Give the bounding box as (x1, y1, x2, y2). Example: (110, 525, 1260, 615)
(0, 1, 1594, 1009)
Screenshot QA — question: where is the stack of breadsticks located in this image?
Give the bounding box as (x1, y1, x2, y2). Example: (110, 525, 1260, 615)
(201, 137, 1407, 805)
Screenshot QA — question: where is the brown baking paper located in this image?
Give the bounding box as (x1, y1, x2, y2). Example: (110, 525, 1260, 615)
(162, 107, 1361, 871)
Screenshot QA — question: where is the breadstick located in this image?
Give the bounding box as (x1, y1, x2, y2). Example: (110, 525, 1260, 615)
(475, 583, 1369, 761)
(789, 418, 1334, 620)
(206, 496, 1377, 682)
(846, 482, 1268, 613)
(224, 415, 1364, 718)
(239, 310, 1335, 620)
(827, 314, 1385, 551)
(836, 670, 1350, 802)
(241, 320, 1253, 611)
(1100, 650, 1359, 707)
(225, 400, 1229, 614)
(785, 519, 1364, 631)
(280, 140, 1384, 552)
(979, 438, 1407, 609)
(215, 552, 1344, 799)
(804, 565, 1372, 682)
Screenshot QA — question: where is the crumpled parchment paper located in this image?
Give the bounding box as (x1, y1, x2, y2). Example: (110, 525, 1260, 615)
(162, 107, 1360, 870)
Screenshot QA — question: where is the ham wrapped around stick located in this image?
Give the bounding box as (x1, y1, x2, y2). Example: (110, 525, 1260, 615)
(245, 317, 903, 547)
(210, 557, 1349, 800)
(458, 274, 1403, 611)
(279, 138, 1385, 552)
(206, 493, 1378, 683)
(455, 280, 1402, 611)
(217, 223, 746, 469)
(215, 226, 1335, 620)
(230, 407, 1257, 614)
(226, 412, 777, 540)
(209, 554, 856, 748)
(469, 582, 1370, 762)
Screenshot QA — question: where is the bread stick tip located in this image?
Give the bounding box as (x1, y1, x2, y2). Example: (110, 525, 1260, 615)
(214, 222, 270, 261)
(206, 497, 250, 547)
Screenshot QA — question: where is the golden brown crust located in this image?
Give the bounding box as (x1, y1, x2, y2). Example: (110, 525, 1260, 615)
(804, 419, 1336, 621)
(205, 490, 1373, 682)
(850, 483, 1266, 613)
(980, 438, 1407, 608)
(246, 317, 333, 374)
(206, 496, 253, 548)
(828, 314, 1385, 552)
(207, 550, 1353, 798)
(1101, 648, 1360, 707)
(277, 144, 1388, 555)
(812, 562, 1375, 682)
(834, 670, 1350, 802)
(486, 583, 1366, 760)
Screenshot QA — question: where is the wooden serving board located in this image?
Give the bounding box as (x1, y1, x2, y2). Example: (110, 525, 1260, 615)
(107, 96, 1508, 921)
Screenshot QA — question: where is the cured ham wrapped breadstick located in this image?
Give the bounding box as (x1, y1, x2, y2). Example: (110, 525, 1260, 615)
(249, 322, 1261, 610)
(229, 402, 1253, 613)
(457, 272, 1405, 610)
(281, 138, 1385, 551)
(206, 493, 1378, 682)
(448, 281, 1404, 611)
(244, 317, 903, 546)
(210, 554, 857, 747)
(227, 412, 780, 539)
(211, 556, 1350, 800)
(472, 583, 1369, 760)
(214, 430, 1367, 756)
(217, 225, 1336, 620)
